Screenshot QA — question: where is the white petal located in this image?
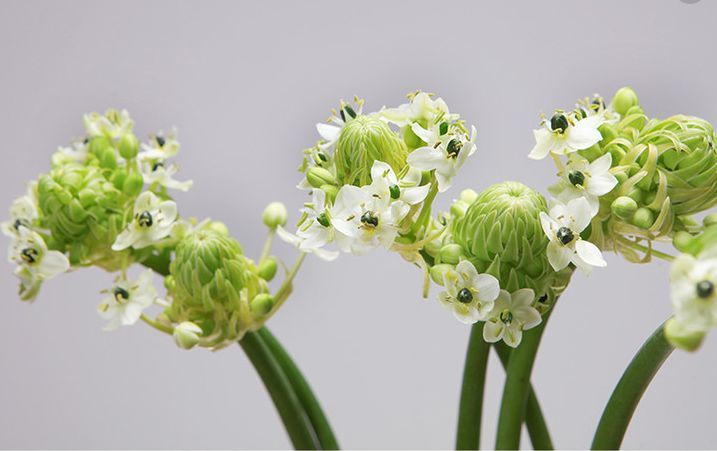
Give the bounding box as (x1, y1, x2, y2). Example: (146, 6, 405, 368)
(483, 321, 504, 343)
(566, 121, 602, 150)
(406, 146, 446, 171)
(453, 307, 482, 325)
(515, 306, 542, 330)
(589, 152, 612, 174)
(37, 251, 70, 279)
(401, 185, 430, 205)
(503, 326, 523, 348)
(111, 228, 135, 251)
(474, 273, 500, 303)
(575, 240, 607, 267)
(316, 123, 341, 142)
(511, 288, 535, 308)
(567, 197, 593, 232)
(528, 129, 555, 160)
(410, 123, 435, 144)
(435, 171, 454, 193)
(539, 212, 557, 238)
(546, 242, 571, 271)
(588, 173, 618, 197)
(370, 160, 395, 185)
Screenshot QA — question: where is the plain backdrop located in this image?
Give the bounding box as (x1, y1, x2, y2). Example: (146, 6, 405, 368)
(1, 1, 716, 449)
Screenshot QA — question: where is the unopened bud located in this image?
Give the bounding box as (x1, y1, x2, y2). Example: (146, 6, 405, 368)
(118, 133, 140, 159)
(673, 231, 694, 253)
(430, 264, 453, 286)
(262, 202, 288, 229)
(173, 321, 203, 350)
(258, 257, 278, 281)
(611, 196, 638, 220)
(459, 189, 478, 204)
(122, 172, 144, 197)
(250, 293, 274, 317)
(632, 207, 655, 229)
(664, 318, 704, 352)
(611, 87, 639, 116)
(307, 167, 336, 189)
(439, 244, 463, 265)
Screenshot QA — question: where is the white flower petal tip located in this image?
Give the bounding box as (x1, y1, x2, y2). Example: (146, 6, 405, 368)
(111, 191, 178, 251)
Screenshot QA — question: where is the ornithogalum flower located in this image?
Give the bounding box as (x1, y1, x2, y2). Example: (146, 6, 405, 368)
(438, 260, 500, 324)
(483, 289, 542, 348)
(97, 269, 158, 331)
(112, 191, 178, 250)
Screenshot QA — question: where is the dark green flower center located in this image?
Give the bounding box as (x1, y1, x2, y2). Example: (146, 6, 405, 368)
(556, 226, 574, 245)
(360, 211, 379, 228)
(447, 139, 463, 158)
(439, 122, 449, 136)
(574, 107, 589, 119)
(499, 309, 513, 324)
(152, 161, 165, 171)
(457, 288, 473, 303)
(137, 211, 153, 228)
(550, 113, 569, 133)
(339, 105, 357, 122)
(389, 184, 401, 200)
(113, 287, 130, 302)
(156, 136, 166, 147)
(568, 170, 586, 186)
(591, 97, 605, 111)
(20, 247, 39, 264)
(316, 212, 330, 227)
(696, 280, 714, 299)
(13, 218, 29, 231)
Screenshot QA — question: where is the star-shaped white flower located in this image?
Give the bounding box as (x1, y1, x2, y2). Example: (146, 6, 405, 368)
(8, 226, 70, 301)
(112, 192, 178, 250)
(277, 189, 339, 261)
(669, 250, 717, 333)
(367, 160, 429, 207)
(140, 160, 193, 192)
(548, 153, 618, 214)
(438, 260, 500, 324)
(98, 269, 159, 331)
(139, 128, 180, 161)
(483, 289, 542, 348)
(83, 109, 133, 139)
(380, 92, 455, 127)
(539, 197, 606, 273)
(315, 100, 363, 151)
(528, 111, 602, 160)
(407, 126, 477, 193)
(331, 185, 409, 255)
(1, 193, 38, 238)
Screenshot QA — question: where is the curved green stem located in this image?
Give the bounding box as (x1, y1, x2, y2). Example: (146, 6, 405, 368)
(495, 308, 554, 450)
(260, 229, 276, 264)
(240, 331, 319, 450)
(494, 342, 553, 450)
(260, 327, 339, 450)
(456, 322, 491, 450)
(591, 322, 674, 450)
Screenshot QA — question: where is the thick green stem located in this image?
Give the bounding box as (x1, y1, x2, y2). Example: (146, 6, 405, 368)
(591, 322, 674, 450)
(239, 332, 319, 450)
(456, 322, 491, 450)
(259, 328, 339, 450)
(495, 309, 554, 450)
(494, 343, 553, 450)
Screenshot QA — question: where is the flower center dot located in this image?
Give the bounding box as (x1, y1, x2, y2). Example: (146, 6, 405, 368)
(156, 136, 166, 147)
(568, 170, 585, 186)
(389, 184, 401, 200)
(360, 211, 379, 228)
(500, 309, 513, 325)
(447, 139, 463, 158)
(316, 212, 330, 227)
(696, 280, 714, 299)
(556, 227, 574, 245)
(13, 218, 29, 231)
(20, 247, 39, 264)
(457, 288, 473, 303)
(113, 287, 130, 303)
(550, 113, 569, 133)
(137, 211, 153, 228)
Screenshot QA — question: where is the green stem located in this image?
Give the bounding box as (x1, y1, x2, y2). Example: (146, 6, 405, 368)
(591, 322, 674, 450)
(494, 343, 553, 450)
(259, 327, 339, 450)
(240, 331, 319, 450)
(495, 308, 554, 450)
(456, 322, 491, 450)
(260, 229, 276, 264)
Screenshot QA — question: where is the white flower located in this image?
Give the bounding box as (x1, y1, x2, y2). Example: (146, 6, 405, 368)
(367, 160, 429, 207)
(1, 193, 38, 238)
(52, 140, 88, 165)
(407, 126, 477, 192)
(140, 160, 193, 192)
(548, 153, 618, 214)
(539, 197, 606, 273)
(98, 269, 158, 331)
(112, 192, 178, 250)
(380, 92, 455, 128)
(83, 109, 133, 139)
(483, 289, 542, 348)
(8, 227, 70, 300)
(528, 111, 602, 160)
(669, 250, 717, 333)
(139, 128, 180, 161)
(277, 189, 339, 261)
(438, 260, 500, 324)
(332, 185, 409, 255)
(316, 99, 363, 151)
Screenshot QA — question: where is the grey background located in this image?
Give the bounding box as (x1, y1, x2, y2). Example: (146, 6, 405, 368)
(0, 0, 715, 449)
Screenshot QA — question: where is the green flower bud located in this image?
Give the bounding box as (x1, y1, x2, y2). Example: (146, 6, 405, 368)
(307, 167, 336, 188)
(118, 133, 140, 159)
(262, 202, 288, 229)
(258, 257, 278, 281)
(88, 136, 112, 156)
(450, 182, 557, 299)
(664, 317, 704, 352)
(165, 230, 263, 349)
(423, 238, 442, 258)
(334, 114, 408, 186)
(439, 244, 463, 265)
(36, 163, 127, 270)
(704, 213, 717, 228)
(611, 87, 639, 116)
(122, 172, 144, 197)
(430, 264, 453, 286)
(207, 221, 230, 236)
(673, 231, 694, 253)
(459, 189, 479, 205)
(611, 196, 638, 220)
(250, 293, 274, 317)
(450, 200, 470, 218)
(173, 321, 203, 350)
(632, 207, 655, 229)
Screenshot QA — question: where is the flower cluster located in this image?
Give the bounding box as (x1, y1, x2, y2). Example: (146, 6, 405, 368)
(278, 92, 476, 263)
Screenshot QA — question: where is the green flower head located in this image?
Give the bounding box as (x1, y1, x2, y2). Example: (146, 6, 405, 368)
(333, 114, 408, 186)
(450, 182, 563, 304)
(164, 229, 266, 350)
